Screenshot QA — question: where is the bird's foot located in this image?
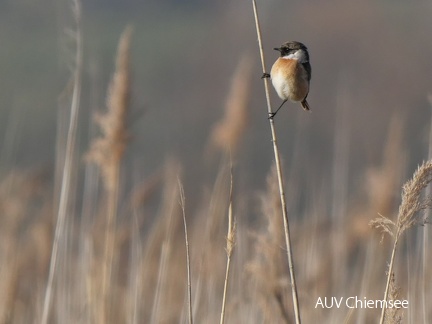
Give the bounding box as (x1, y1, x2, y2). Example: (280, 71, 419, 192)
(261, 73, 270, 79)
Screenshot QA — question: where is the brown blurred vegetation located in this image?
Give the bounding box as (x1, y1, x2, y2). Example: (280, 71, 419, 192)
(0, 0, 432, 323)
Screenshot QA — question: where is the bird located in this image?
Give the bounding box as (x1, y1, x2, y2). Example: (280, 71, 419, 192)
(263, 41, 312, 118)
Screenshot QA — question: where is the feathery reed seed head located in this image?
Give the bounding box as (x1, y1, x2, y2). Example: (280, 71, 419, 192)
(397, 160, 432, 232)
(370, 159, 432, 239)
(86, 26, 133, 191)
(210, 55, 252, 153)
(383, 273, 403, 324)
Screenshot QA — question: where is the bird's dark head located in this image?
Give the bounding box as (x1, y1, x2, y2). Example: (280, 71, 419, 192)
(274, 41, 309, 62)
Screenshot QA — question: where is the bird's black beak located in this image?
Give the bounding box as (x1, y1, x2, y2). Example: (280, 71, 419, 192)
(274, 47, 282, 52)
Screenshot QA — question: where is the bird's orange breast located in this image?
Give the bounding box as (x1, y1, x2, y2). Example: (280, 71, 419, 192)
(271, 58, 309, 102)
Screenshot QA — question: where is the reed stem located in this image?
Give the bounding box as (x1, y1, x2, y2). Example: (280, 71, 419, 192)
(251, 1, 301, 323)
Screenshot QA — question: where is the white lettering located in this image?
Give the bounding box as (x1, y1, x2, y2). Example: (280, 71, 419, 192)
(315, 297, 324, 308)
(346, 297, 355, 308)
(333, 297, 344, 308)
(315, 296, 409, 309)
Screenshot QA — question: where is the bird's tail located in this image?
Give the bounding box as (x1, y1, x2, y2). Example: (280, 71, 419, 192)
(301, 99, 310, 111)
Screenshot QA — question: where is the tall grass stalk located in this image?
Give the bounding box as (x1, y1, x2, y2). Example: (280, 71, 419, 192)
(251, 1, 301, 323)
(150, 240, 171, 324)
(41, 1, 82, 323)
(220, 164, 236, 324)
(178, 179, 193, 324)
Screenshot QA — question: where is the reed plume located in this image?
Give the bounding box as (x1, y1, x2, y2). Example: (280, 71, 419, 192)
(370, 160, 432, 324)
(87, 26, 132, 191)
(210, 54, 252, 154)
(86, 26, 133, 322)
(383, 273, 403, 324)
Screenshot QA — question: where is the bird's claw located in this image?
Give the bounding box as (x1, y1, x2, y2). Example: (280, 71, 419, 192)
(261, 73, 270, 79)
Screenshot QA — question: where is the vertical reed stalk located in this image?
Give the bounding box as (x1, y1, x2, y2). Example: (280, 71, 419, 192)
(101, 164, 120, 322)
(379, 230, 401, 324)
(178, 180, 193, 324)
(220, 164, 236, 324)
(41, 1, 82, 323)
(251, 1, 301, 323)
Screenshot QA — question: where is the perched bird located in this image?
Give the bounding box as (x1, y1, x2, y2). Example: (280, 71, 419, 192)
(264, 41, 311, 118)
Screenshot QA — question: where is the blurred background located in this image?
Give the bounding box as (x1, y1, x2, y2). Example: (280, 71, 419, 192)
(1, 0, 432, 192)
(1, 0, 432, 322)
